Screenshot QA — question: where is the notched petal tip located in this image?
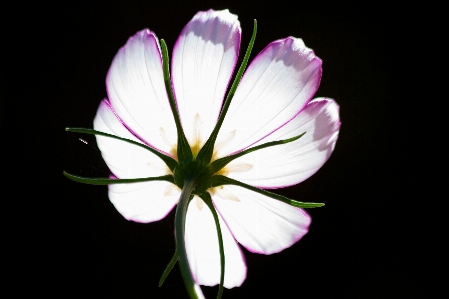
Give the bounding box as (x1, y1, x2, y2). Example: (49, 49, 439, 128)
(177, 8, 241, 48)
(308, 97, 341, 132)
(268, 36, 322, 72)
(109, 29, 162, 70)
(194, 9, 240, 25)
(255, 36, 323, 92)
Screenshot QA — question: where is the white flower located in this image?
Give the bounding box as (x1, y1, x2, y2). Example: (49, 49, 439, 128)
(92, 9, 340, 289)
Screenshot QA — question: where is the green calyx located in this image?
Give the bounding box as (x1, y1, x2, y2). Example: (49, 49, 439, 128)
(173, 159, 213, 194)
(172, 135, 309, 196)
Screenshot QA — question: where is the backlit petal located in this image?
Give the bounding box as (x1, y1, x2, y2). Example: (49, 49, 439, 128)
(106, 29, 177, 155)
(93, 100, 170, 179)
(212, 185, 310, 254)
(225, 98, 340, 188)
(185, 196, 246, 288)
(108, 181, 180, 223)
(216, 37, 322, 157)
(172, 9, 241, 151)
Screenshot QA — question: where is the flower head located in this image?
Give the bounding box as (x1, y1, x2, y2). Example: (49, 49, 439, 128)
(67, 8, 340, 297)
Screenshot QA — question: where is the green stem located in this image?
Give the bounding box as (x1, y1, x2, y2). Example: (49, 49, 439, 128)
(175, 179, 203, 299)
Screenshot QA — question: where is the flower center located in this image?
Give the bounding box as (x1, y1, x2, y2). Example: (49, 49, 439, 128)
(173, 158, 213, 195)
(190, 113, 203, 158)
(171, 114, 249, 195)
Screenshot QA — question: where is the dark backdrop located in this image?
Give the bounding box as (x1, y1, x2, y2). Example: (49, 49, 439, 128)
(7, 0, 436, 298)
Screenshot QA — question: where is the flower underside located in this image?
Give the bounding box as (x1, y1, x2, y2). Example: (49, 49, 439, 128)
(64, 9, 340, 299)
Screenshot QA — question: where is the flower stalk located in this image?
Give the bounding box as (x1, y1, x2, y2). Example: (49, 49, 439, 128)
(175, 178, 201, 299)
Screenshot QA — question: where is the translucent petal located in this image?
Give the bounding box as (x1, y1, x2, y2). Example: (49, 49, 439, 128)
(216, 37, 322, 157)
(172, 9, 241, 151)
(106, 29, 177, 155)
(225, 98, 340, 188)
(212, 185, 311, 254)
(93, 100, 170, 179)
(185, 196, 246, 288)
(108, 181, 180, 223)
(194, 284, 206, 299)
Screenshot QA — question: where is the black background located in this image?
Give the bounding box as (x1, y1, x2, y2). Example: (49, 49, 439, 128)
(7, 0, 438, 298)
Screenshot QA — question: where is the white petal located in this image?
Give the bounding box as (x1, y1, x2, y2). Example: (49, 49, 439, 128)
(108, 181, 180, 223)
(212, 185, 310, 254)
(106, 29, 177, 155)
(172, 9, 241, 151)
(194, 284, 206, 299)
(216, 37, 322, 157)
(225, 98, 340, 188)
(185, 196, 246, 288)
(93, 100, 170, 179)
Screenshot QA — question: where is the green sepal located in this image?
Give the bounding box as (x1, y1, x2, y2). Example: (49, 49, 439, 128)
(63, 171, 174, 185)
(209, 132, 306, 174)
(195, 20, 258, 165)
(159, 250, 178, 287)
(199, 192, 225, 299)
(160, 39, 193, 164)
(211, 175, 325, 208)
(65, 127, 178, 172)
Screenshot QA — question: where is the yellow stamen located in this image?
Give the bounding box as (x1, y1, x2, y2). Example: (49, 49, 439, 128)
(159, 127, 178, 159)
(191, 113, 202, 158)
(211, 129, 236, 161)
(216, 163, 253, 176)
(164, 184, 179, 196)
(195, 196, 204, 210)
(210, 186, 240, 202)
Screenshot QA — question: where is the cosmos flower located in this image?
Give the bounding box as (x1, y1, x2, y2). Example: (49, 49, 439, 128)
(70, 8, 340, 296)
